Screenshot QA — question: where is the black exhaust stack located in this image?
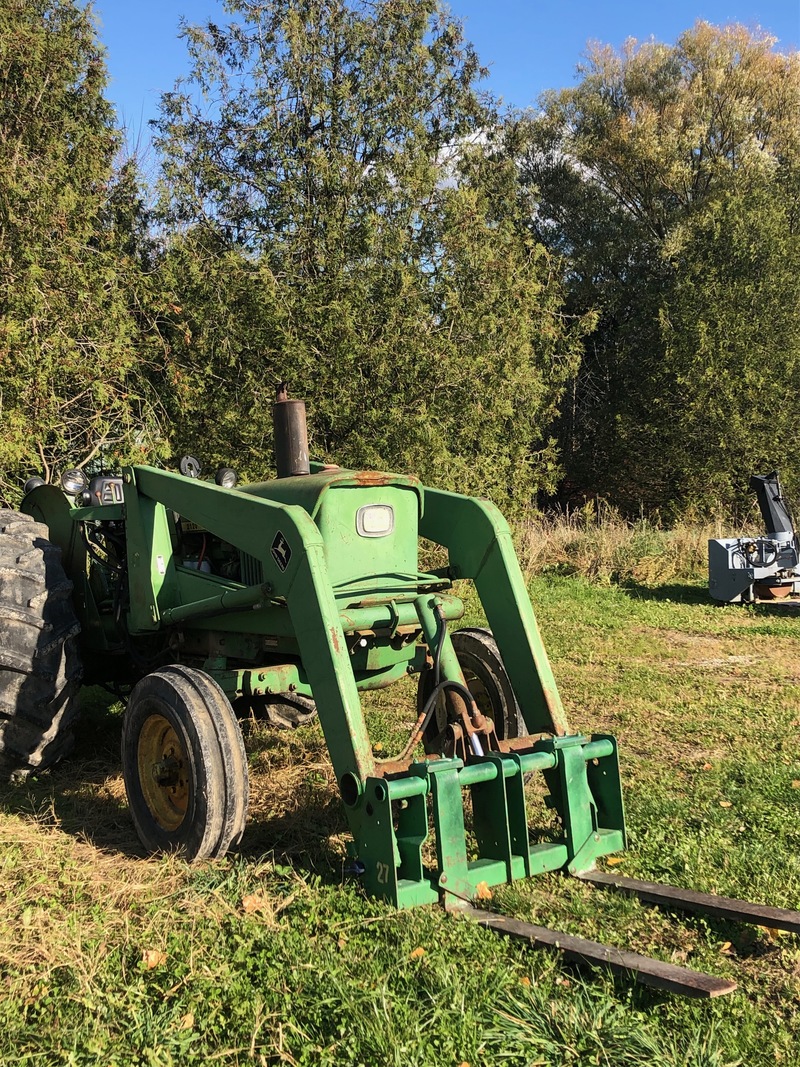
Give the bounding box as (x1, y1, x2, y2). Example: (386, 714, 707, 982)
(273, 383, 310, 478)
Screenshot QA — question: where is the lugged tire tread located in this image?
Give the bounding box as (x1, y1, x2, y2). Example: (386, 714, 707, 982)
(0, 508, 82, 773)
(0, 604, 49, 630)
(0, 511, 48, 536)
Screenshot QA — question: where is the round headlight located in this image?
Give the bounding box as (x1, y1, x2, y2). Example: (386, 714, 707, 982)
(23, 476, 45, 495)
(215, 467, 238, 489)
(61, 469, 88, 495)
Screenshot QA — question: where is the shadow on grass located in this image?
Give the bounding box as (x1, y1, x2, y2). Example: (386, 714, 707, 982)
(621, 581, 710, 605)
(624, 579, 800, 621)
(746, 598, 800, 620)
(239, 799, 349, 884)
(0, 690, 349, 882)
(0, 687, 145, 856)
(239, 721, 350, 882)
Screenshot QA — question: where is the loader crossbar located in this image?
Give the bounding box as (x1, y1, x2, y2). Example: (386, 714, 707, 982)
(355, 733, 626, 909)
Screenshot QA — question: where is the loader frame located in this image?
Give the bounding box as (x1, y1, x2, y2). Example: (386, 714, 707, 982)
(25, 461, 626, 908)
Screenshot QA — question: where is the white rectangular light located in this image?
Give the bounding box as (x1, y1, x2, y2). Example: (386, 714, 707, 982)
(356, 504, 394, 537)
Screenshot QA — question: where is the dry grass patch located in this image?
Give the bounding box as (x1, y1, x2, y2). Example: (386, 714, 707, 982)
(242, 721, 348, 868)
(0, 814, 188, 992)
(516, 503, 739, 586)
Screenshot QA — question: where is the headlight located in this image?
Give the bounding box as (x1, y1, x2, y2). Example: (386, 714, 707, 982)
(215, 467, 238, 488)
(356, 504, 394, 537)
(61, 469, 88, 495)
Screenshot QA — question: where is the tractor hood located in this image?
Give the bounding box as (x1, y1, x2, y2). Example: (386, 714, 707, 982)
(235, 466, 424, 522)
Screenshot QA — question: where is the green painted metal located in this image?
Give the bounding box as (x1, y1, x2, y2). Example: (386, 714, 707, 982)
(538, 734, 627, 875)
(24, 457, 626, 910)
(238, 468, 423, 522)
(23, 485, 82, 570)
(208, 657, 416, 702)
(356, 734, 623, 908)
(238, 471, 423, 593)
(338, 593, 462, 633)
(419, 488, 569, 736)
(22, 487, 128, 665)
(414, 592, 470, 694)
(153, 573, 462, 638)
(124, 466, 377, 785)
(161, 582, 271, 626)
(122, 471, 180, 631)
(317, 484, 419, 591)
(358, 769, 440, 908)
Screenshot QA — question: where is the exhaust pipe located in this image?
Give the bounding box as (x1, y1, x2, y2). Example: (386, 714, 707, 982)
(273, 382, 310, 478)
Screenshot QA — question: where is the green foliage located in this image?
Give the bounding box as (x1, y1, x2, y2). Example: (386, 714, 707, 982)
(151, 0, 580, 507)
(657, 182, 800, 507)
(0, 0, 167, 506)
(524, 22, 800, 516)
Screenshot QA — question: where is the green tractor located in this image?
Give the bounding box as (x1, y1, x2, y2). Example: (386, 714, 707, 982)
(7, 388, 800, 995)
(2, 385, 626, 909)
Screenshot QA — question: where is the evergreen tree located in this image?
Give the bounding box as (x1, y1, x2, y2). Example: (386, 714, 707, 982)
(0, 0, 165, 505)
(152, 0, 581, 506)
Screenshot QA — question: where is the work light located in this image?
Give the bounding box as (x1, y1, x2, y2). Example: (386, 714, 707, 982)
(215, 467, 238, 488)
(61, 469, 88, 495)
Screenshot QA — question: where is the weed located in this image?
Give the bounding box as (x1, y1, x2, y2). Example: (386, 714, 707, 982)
(516, 505, 740, 587)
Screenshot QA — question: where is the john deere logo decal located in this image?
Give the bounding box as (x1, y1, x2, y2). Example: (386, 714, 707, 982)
(271, 532, 291, 572)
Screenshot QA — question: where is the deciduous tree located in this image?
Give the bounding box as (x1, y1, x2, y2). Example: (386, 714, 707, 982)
(524, 22, 800, 515)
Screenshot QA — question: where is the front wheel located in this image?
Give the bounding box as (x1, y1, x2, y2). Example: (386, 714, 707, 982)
(122, 665, 249, 860)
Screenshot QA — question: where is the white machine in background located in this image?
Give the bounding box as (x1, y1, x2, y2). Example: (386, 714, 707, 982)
(708, 472, 800, 603)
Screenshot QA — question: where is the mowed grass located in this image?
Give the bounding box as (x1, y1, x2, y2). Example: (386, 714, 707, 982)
(2, 565, 800, 1064)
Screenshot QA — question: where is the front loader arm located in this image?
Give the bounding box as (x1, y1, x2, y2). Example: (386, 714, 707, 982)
(419, 487, 568, 736)
(122, 465, 376, 785)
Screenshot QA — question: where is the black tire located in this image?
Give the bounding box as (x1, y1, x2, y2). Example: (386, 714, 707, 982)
(122, 665, 249, 860)
(0, 509, 82, 774)
(417, 627, 526, 754)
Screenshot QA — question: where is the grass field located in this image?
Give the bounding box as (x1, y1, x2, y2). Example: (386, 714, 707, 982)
(2, 556, 800, 1064)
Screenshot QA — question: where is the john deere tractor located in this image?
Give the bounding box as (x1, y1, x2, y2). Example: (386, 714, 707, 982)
(1, 386, 624, 908)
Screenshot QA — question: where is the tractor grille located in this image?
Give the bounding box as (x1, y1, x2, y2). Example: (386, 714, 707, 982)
(239, 552, 264, 587)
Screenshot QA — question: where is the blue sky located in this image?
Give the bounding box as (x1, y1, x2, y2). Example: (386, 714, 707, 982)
(94, 0, 800, 144)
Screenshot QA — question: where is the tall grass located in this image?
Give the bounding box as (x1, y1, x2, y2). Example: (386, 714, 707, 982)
(515, 502, 740, 587)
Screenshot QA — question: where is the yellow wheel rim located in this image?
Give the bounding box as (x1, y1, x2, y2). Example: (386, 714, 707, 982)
(137, 713, 191, 831)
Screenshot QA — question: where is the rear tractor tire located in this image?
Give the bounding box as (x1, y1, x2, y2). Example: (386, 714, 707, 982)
(0, 509, 82, 775)
(122, 665, 249, 860)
